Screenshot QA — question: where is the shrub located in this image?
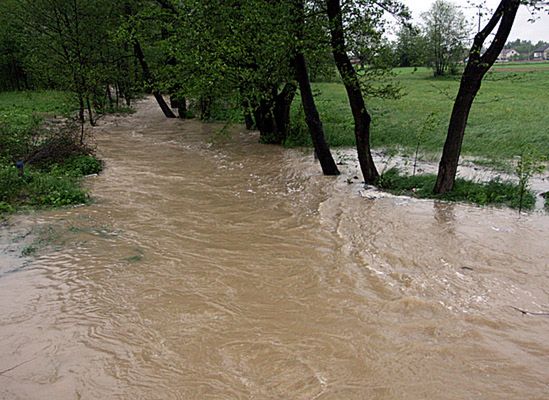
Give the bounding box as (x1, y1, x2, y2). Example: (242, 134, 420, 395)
(0, 165, 24, 202)
(285, 107, 312, 147)
(50, 154, 103, 177)
(26, 172, 88, 207)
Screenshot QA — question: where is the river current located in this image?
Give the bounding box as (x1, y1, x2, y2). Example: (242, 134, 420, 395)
(1, 98, 548, 399)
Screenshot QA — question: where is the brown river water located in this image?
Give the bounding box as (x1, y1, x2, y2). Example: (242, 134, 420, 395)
(1, 98, 548, 399)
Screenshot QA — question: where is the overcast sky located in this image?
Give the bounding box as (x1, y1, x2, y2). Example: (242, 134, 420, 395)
(399, 0, 549, 42)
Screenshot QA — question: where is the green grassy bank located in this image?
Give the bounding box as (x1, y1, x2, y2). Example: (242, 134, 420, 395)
(0, 91, 102, 214)
(293, 64, 549, 162)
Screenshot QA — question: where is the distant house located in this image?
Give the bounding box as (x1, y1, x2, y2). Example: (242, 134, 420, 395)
(532, 46, 549, 61)
(497, 48, 519, 62)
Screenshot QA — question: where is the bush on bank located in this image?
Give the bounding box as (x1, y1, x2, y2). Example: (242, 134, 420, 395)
(0, 92, 103, 214)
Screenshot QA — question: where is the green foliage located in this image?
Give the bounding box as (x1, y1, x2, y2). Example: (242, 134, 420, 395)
(0, 165, 89, 210)
(285, 106, 312, 147)
(0, 201, 15, 214)
(393, 25, 428, 68)
(515, 146, 546, 212)
(0, 91, 100, 214)
(0, 166, 24, 202)
(26, 173, 88, 207)
(413, 112, 439, 175)
(422, 0, 469, 76)
(378, 168, 536, 210)
(50, 155, 103, 177)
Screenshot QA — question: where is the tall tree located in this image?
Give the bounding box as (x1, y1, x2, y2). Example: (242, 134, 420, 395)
(393, 25, 428, 67)
(324, 0, 408, 182)
(326, 0, 379, 183)
(422, 0, 468, 76)
(434, 0, 522, 193)
(294, 0, 340, 175)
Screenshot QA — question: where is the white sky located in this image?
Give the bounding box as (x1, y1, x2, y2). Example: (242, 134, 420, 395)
(399, 0, 549, 42)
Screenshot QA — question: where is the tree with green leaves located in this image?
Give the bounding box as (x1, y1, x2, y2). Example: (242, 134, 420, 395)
(393, 25, 428, 67)
(11, 0, 138, 124)
(0, 0, 29, 91)
(422, 0, 469, 76)
(434, 0, 545, 193)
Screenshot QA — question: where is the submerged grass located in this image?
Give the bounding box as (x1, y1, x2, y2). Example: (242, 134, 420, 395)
(377, 168, 536, 210)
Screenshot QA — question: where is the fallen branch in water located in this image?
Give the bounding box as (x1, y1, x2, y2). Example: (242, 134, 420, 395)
(0, 358, 35, 377)
(510, 306, 549, 316)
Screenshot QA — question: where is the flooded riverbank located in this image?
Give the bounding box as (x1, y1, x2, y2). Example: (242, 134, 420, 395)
(1, 98, 548, 399)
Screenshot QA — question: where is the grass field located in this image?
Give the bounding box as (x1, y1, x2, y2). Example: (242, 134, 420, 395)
(0, 90, 76, 128)
(301, 63, 549, 163)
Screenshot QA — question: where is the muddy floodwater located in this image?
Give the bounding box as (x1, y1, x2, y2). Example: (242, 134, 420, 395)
(1, 98, 548, 399)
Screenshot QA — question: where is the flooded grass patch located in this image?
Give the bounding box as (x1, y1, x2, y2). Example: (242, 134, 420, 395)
(377, 168, 536, 210)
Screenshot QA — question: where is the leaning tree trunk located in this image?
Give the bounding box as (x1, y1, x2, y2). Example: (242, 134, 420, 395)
(434, 77, 480, 193)
(292, 0, 339, 175)
(133, 39, 176, 118)
(294, 52, 340, 176)
(326, 0, 378, 183)
(434, 0, 520, 193)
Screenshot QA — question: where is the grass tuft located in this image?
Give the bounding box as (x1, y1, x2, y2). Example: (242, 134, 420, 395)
(377, 168, 536, 210)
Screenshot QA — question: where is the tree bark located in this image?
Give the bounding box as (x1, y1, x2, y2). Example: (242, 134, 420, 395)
(254, 99, 278, 143)
(294, 52, 340, 175)
(290, 0, 339, 175)
(133, 39, 176, 118)
(434, 0, 520, 193)
(252, 82, 296, 144)
(106, 85, 114, 108)
(177, 96, 187, 119)
(326, 0, 378, 183)
(274, 82, 297, 141)
(86, 96, 95, 126)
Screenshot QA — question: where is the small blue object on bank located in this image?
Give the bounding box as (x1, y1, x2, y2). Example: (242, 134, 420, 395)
(16, 160, 24, 176)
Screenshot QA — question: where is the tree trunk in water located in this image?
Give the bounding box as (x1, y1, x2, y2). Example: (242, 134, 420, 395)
(178, 97, 187, 119)
(199, 96, 212, 120)
(294, 52, 340, 176)
(86, 96, 95, 126)
(434, 0, 520, 193)
(274, 82, 297, 141)
(115, 83, 120, 108)
(253, 83, 296, 144)
(241, 98, 256, 130)
(133, 39, 176, 118)
(169, 95, 179, 109)
(244, 111, 255, 130)
(106, 85, 114, 109)
(254, 98, 278, 143)
(326, 0, 378, 183)
(77, 94, 85, 126)
(434, 79, 479, 193)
